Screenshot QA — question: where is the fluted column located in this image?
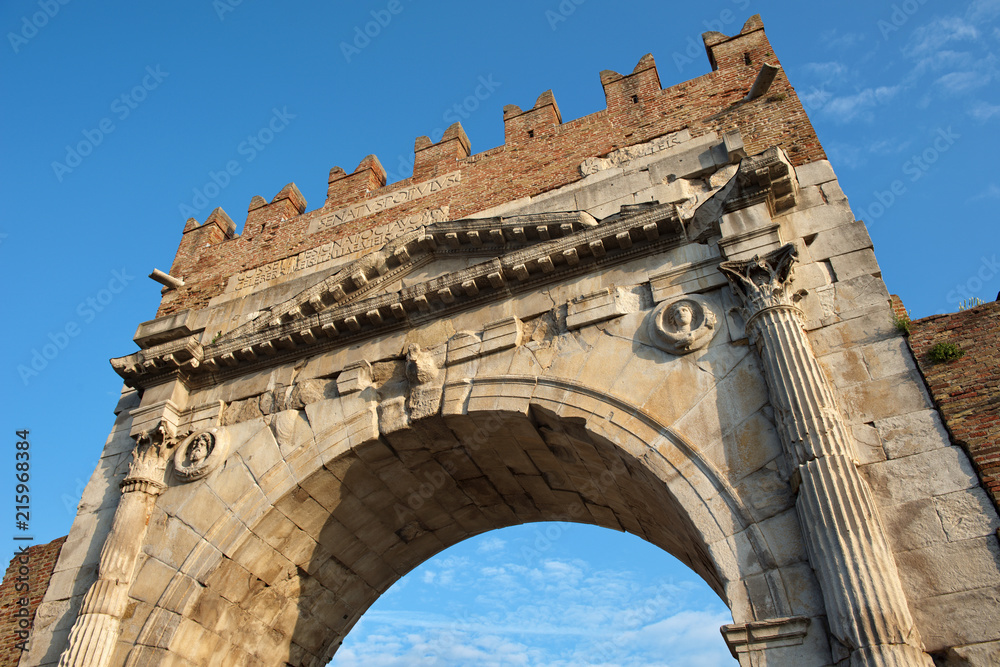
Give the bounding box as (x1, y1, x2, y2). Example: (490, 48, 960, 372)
(720, 245, 931, 667)
(59, 423, 173, 667)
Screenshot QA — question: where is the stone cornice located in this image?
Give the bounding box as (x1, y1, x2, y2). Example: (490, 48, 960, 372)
(112, 144, 795, 391)
(724, 146, 799, 216)
(112, 202, 686, 389)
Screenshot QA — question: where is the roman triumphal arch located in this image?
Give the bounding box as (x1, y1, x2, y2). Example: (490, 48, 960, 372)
(24, 16, 1000, 667)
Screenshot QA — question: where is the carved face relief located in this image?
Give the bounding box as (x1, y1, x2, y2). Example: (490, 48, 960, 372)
(649, 296, 718, 355)
(173, 428, 228, 482)
(670, 303, 694, 332)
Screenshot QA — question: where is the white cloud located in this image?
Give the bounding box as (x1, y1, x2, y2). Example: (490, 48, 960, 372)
(821, 29, 866, 50)
(904, 17, 980, 58)
(910, 49, 975, 76)
(821, 85, 903, 123)
(970, 183, 1000, 201)
(968, 0, 1000, 22)
(825, 143, 866, 169)
(935, 70, 986, 92)
(928, 53, 999, 93)
(868, 138, 913, 155)
(970, 100, 1000, 121)
(801, 61, 849, 81)
(798, 85, 834, 113)
(476, 536, 507, 554)
(334, 547, 736, 667)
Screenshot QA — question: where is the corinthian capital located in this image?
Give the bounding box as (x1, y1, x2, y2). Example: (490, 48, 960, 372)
(122, 419, 176, 494)
(719, 244, 799, 322)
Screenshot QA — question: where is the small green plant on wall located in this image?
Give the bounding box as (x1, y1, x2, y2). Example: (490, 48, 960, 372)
(928, 341, 964, 363)
(892, 310, 911, 335)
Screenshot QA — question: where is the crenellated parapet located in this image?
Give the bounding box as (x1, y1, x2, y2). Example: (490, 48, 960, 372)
(413, 122, 471, 182)
(156, 14, 825, 319)
(326, 154, 387, 208)
(600, 52, 661, 119)
(503, 90, 562, 144)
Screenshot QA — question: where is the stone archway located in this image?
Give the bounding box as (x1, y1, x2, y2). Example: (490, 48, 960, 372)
(37, 98, 999, 666)
(119, 375, 805, 666)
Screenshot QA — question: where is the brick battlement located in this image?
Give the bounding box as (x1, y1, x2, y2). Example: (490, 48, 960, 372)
(158, 15, 825, 317)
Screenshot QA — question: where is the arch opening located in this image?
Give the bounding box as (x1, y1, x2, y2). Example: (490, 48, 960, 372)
(331, 523, 737, 666)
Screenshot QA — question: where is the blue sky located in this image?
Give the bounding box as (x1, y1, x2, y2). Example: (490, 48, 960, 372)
(2, 0, 998, 664)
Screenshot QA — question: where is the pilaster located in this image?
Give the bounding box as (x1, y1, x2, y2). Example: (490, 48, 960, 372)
(720, 244, 932, 666)
(58, 403, 179, 667)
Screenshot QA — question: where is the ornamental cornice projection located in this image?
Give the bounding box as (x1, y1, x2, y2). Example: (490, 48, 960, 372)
(112, 203, 686, 389)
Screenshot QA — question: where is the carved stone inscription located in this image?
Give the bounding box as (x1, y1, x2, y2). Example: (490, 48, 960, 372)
(579, 129, 690, 175)
(308, 170, 461, 234)
(230, 208, 449, 294)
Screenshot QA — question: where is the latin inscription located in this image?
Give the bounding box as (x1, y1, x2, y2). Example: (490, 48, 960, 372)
(230, 208, 448, 294)
(308, 170, 461, 234)
(579, 129, 691, 175)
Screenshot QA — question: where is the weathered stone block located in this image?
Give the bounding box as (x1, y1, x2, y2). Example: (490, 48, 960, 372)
(794, 160, 836, 188)
(336, 360, 373, 395)
(934, 488, 1000, 542)
(863, 446, 979, 505)
(805, 221, 873, 261)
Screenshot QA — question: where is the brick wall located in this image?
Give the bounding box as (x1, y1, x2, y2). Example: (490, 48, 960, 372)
(157, 15, 826, 318)
(908, 301, 1000, 510)
(0, 537, 65, 666)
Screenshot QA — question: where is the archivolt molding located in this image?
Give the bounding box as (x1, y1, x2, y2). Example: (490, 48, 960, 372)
(155, 375, 788, 606)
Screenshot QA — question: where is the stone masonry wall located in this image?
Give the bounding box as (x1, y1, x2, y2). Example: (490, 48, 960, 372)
(909, 300, 1000, 510)
(0, 538, 65, 667)
(157, 15, 825, 318)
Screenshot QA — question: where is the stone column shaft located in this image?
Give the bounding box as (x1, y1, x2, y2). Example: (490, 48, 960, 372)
(721, 245, 931, 667)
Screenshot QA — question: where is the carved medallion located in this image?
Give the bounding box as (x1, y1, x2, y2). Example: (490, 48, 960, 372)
(648, 296, 718, 355)
(173, 428, 228, 482)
